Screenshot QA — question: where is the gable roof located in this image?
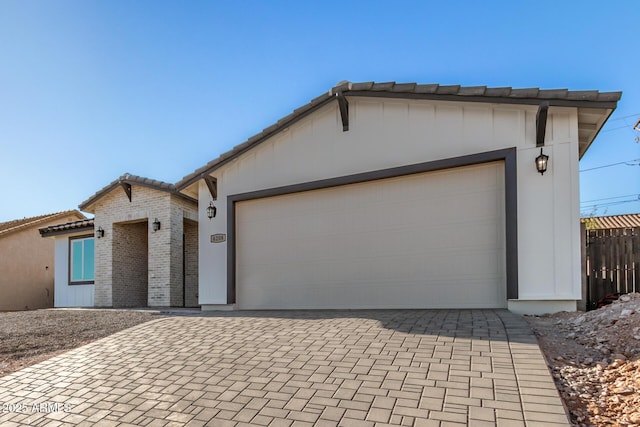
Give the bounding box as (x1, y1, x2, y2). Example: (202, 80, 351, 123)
(39, 218, 95, 238)
(175, 81, 622, 191)
(582, 213, 640, 229)
(79, 173, 197, 212)
(0, 211, 86, 238)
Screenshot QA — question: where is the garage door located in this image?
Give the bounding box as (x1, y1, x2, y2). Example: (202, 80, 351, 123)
(236, 162, 506, 309)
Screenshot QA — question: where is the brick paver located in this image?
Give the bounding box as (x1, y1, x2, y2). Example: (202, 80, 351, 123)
(0, 310, 569, 426)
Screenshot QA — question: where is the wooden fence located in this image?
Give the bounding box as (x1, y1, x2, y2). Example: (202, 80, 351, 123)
(582, 225, 640, 310)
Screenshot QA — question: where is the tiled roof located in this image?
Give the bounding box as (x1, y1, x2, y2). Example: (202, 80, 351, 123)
(582, 214, 640, 229)
(39, 218, 95, 237)
(330, 82, 621, 103)
(176, 81, 622, 190)
(78, 173, 196, 212)
(0, 211, 86, 238)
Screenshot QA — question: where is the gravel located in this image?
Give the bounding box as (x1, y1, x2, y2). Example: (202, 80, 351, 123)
(526, 292, 640, 426)
(0, 309, 163, 377)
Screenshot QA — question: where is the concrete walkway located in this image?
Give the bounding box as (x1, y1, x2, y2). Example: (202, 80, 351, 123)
(0, 310, 569, 426)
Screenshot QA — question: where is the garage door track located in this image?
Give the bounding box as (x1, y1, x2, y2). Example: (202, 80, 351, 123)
(0, 310, 569, 426)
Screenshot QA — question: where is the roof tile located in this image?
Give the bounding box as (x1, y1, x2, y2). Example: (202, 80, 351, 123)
(371, 82, 396, 91)
(413, 84, 439, 94)
(484, 87, 513, 97)
(350, 81, 375, 91)
(510, 88, 540, 97)
(436, 85, 461, 94)
(566, 90, 599, 100)
(582, 214, 640, 229)
(538, 89, 569, 99)
(457, 86, 487, 96)
(79, 174, 195, 211)
(175, 81, 622, 190)
(39, 218, 95, 237)
(1, 211, 85, 237)
(391, 83, 417, 92)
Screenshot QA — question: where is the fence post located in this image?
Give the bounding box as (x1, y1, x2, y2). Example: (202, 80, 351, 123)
(578, 221, 587, 312)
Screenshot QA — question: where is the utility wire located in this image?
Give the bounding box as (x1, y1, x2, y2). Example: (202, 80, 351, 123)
(608, 113, 640, 122)
(602, 124, 638, 133)
(581, 194, 640, 204)
(579, 158, 640, 172)
(607, 113, 640, 122)
(580, 199, 640, 210)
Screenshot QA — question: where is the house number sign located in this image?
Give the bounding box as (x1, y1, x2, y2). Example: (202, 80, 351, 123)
(210, 233, 226, 243)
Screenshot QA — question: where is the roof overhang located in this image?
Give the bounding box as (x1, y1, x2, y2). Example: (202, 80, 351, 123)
(80, 173, 197, 213)
(39, 218, 95, 238)
(175, 81, 621, 194)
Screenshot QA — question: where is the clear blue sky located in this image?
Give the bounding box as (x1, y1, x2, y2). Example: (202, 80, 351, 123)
(1, 1, 638, 223)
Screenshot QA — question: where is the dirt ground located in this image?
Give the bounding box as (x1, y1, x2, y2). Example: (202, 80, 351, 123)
(0, 309, 163, 377)
(526, 293, 640, 427)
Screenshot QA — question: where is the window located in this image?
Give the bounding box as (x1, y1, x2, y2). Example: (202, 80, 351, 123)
(70, 236, 95, 283)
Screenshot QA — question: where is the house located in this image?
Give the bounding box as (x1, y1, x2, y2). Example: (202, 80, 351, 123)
(39, 218, 95, 307)
(581, 213, 640, 229)
(0, 210, 86, 311)
(175, 81, 621, 315)
(41, 174, 199, 308)
(39, 81, 622, 314)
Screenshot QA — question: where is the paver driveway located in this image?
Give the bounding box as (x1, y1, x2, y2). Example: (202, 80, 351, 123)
(0, 310, 568, 426)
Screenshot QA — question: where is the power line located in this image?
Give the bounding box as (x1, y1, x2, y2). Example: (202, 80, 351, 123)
(581, 194, 640, 204)
(602, 124, 638, 133)
(608, 113, 640, 122)
(580, 199, 640, 210)
(579, 158, 640, 172)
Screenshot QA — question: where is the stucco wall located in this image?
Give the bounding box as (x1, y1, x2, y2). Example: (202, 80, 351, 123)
(0, 214, 81, 311)
(197, 98, 581, 312)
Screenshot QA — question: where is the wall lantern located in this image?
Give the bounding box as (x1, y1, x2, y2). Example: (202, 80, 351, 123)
(207, 202, 217, 219)
(152, 218, 161, 232)
(535, 148, 549, 175)
(95, 226, 104, 239)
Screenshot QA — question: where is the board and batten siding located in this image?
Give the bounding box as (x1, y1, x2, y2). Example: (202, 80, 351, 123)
(198, 98, 581, 314)
(53, 236, 94, 307)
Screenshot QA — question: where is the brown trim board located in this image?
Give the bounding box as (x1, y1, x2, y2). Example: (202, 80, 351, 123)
(227, 147, 518, 305)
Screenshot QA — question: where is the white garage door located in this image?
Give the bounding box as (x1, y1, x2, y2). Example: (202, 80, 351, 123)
(236, 162, 506, 309)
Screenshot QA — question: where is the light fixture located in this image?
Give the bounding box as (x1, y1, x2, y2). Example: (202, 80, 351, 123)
(207, 201, 217, 219)
(95, 226, 104, 239)
(535, 147, 549, 175)
(152, 218, 161, 232)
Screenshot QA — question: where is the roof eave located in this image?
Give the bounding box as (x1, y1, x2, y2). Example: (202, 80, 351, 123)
(0, 211, 86, 238)
(80, 177, 198, 212)
(176, 93, 335, 190)
(39, 223, 95, 238)
(175, 84, 621, 191)
(578, 107, 616, 160)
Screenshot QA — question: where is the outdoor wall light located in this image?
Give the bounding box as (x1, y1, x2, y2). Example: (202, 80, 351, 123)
(95, 226, 104, 239)
(152, 218, 161, 232)
(207, 201, 217, 219)
(535, 148, 549, 175)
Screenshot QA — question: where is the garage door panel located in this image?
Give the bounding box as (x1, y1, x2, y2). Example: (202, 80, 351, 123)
(237, 162, 506, 309)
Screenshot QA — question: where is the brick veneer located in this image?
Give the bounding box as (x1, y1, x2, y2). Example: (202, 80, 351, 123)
(92, 185, 198, 307)
(184, 220, 199, 307)
(112, 221, 148, 307)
